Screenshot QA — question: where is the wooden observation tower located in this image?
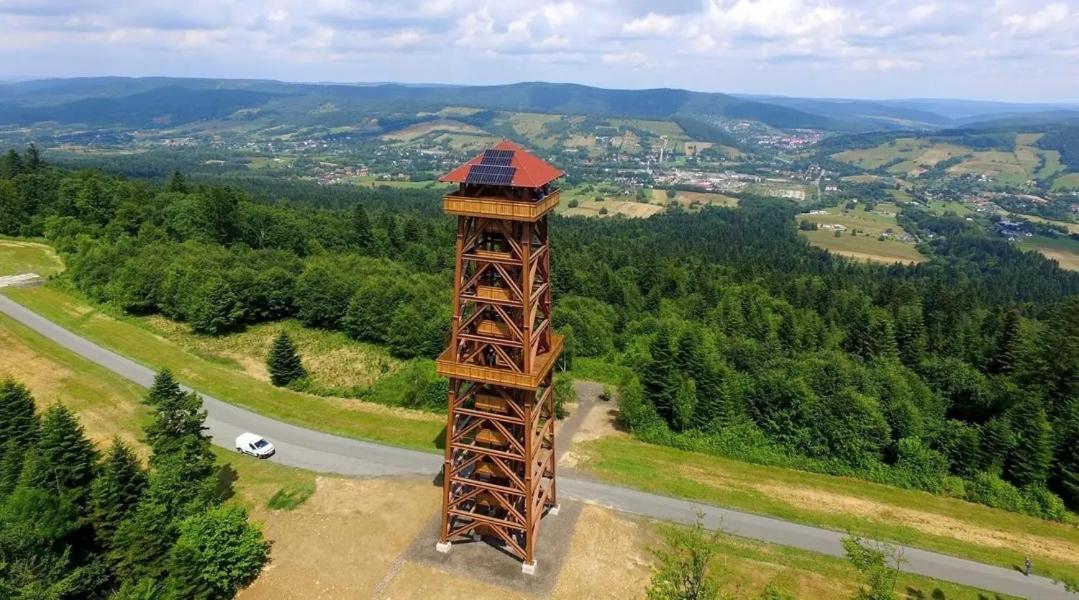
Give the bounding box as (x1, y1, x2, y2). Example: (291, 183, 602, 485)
(434, 140, 564, 575)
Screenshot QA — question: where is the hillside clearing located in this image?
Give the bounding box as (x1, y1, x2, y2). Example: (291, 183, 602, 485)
(0, 237, 64, 277)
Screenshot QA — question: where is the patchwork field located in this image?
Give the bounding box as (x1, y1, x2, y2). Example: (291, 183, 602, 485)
(797, 203, 926, 264)
(1020, 235, 1079, 272)
(381, 119, 489, 142)
(668, 190, 740, 209)
(832, 138, 968, 175)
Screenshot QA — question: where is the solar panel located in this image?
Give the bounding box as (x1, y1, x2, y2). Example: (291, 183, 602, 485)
(466, 164, 516, 185)
(481, 149, 514, 166)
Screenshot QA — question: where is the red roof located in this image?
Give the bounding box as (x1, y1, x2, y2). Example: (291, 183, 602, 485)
(439, 140, 564, 188)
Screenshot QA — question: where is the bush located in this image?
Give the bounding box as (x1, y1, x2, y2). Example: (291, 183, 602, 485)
(553, 373, 575, 419)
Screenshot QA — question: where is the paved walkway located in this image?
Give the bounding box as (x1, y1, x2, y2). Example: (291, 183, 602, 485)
(0, 292, 1071, 600)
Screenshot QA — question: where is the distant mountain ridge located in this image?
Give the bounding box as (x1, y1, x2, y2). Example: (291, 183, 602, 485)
(2, 77, 1077, 133)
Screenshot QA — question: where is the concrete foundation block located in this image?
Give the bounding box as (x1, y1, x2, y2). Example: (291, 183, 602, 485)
(548, 504, 561, 516)
(435, 541, 452, 554)
(521, 560, 537, 576)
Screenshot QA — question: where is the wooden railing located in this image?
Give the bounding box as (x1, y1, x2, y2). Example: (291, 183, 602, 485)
(443, 190, 561, 221)
(437, 335, 563, 390)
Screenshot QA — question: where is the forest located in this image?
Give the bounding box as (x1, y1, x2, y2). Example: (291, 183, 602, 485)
(1, 146, 1077, 522)
(0, 373, 268, 599)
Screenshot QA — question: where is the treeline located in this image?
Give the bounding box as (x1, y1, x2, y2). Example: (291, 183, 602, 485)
(1038, 124, 1079, 171)
(0, 375, 268, 598)
(3, 146, 1078, 519)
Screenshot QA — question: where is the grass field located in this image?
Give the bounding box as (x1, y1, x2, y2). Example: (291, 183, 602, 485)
(137, 316, 404, 393)
(831, 138, 970, 176)
(669, 190, 740, 209)
(574, 436, 1079, 585)
(1, 285, 445, 451)
(797, 204, 926, 264)
(1052, 173, 1079, 191)
(0, 237, 64, 277)
(1020, 235, 1079, 272)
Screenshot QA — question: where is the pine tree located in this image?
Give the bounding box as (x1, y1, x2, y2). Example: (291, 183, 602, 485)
(1053, 398, 1079, 510)
(1006, 394, 1053, 487)
(111, 498, 176, 582)
(145, 369, 183, 407)
(0, 379, 40, 495)
(988, 309, 1023, 375)
(166, 170, 188, 193)
(22, 404, 98, 512)
(0, 378, 39, 446)
(895, 304, 927, 368)
(672, 378, 698, 432)
(267, 331, 307, 387)
(25, 143, 42, 171)
(91, 440, 147, 547)
(643, 326, 678, 425)
(351, 203, 373, 250)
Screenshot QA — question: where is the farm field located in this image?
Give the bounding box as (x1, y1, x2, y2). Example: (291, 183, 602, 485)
(0, 306, 1020, 600)
(668, 189, 740, 209)
(1020, 234, 1079, 272)
(797, 203, 926, 264)
(573, 435, 1079, 586)
(0, 237, 64, 277)
(561, 197, 663, 219)
(1051, 173, 1079, 191)
(831, 138, 969, 175)
(746, 179, 811, 201)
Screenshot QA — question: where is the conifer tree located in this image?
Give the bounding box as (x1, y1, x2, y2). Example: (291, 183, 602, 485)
(644, 326, 678, 425)
(1054, 398, 1079, 510)
(91, 440, 147, 547)
(351, 203, 373, 250)
(1006, 394, 1053, 487)
(23, 404, 98, 511)
(166, 170, 188, 193)
(895, 304, 927, 367)
(0, 379, 39, 495)
(672, 378, 698, 432)
(0, 378, 39, 446)
(145, 369, 183, 407)
(267, 331, 307, 387)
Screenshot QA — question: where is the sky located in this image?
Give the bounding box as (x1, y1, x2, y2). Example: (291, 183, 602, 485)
(1, 0, 1078, 102)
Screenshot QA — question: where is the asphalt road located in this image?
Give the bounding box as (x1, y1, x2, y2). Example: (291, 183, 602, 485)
(0, 292, 1072, 600)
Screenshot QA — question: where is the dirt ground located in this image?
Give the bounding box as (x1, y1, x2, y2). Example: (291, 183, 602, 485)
(375, 505, 656, 600)
(560, 399, 626, 469)
(239, 475, 441, 600)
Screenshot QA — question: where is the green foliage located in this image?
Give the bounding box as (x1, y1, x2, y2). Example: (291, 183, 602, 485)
(646, 513, 722, 600)
(90, 440, 147, 548)
(267, 331, 307, 387)
(553, 373, 575, 419)
(842, 536, 904, 600)
(164, 506, 270, 600)
(0, 374, 269, 597)
(23, 404, 98, 510)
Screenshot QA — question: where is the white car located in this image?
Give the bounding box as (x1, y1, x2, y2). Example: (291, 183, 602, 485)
(235, 432, 275, 458)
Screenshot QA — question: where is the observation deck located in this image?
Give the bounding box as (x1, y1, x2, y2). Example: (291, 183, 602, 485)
(442, 189, 561, 222)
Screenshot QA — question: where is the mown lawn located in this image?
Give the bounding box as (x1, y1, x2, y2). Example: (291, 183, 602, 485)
(2, 285, 445, 452)
(575, 436, 1079, 585)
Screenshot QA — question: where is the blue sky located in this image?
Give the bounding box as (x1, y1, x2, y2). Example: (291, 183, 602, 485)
(2, 0, 1077, 102)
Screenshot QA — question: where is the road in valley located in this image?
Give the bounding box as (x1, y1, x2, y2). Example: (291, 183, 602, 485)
(0, 292, 1071, 600)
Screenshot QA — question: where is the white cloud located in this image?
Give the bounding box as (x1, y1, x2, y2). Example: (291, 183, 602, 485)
(1002, 2, 1073, 36)
(0, 0, 1076, 101)
(622, 12, 676, 36)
